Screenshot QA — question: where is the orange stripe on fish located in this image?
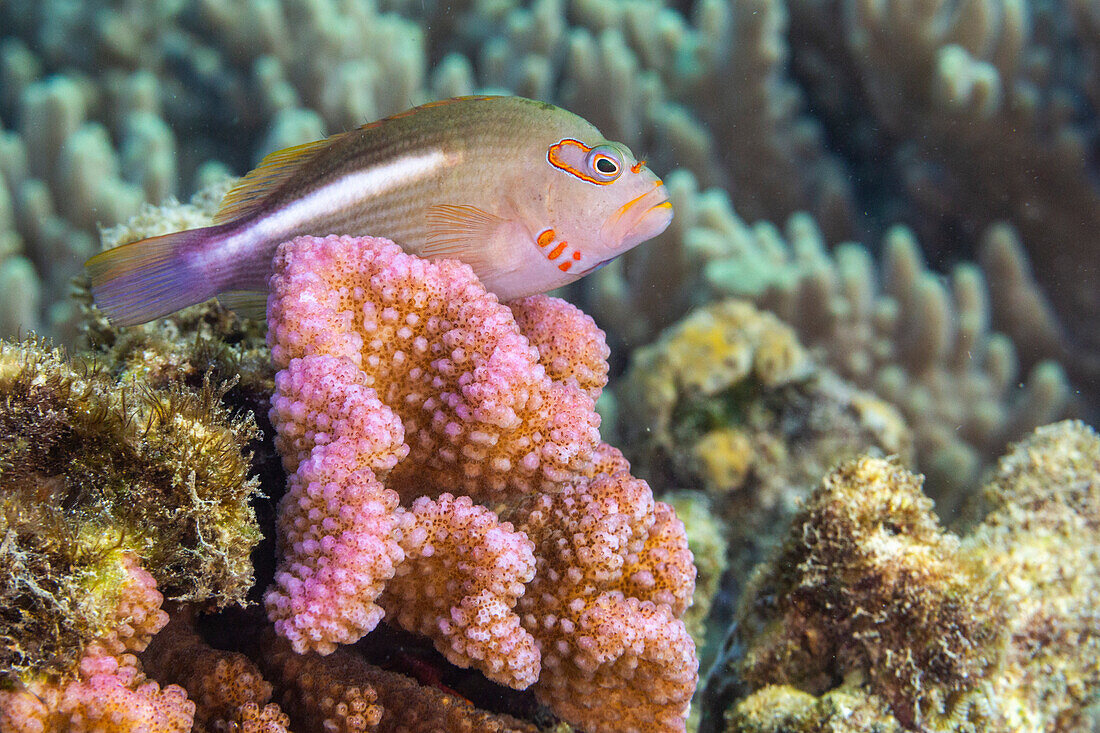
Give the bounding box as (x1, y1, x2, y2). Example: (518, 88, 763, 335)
(547, 242, 567, 260)
(607, 182, 664, 230)
(537, 229, 555, 247)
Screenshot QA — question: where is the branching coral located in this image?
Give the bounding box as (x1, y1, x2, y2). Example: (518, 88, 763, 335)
(707, 421, 1100, 732)
(262, 234, 697, 731)
(383, 493, 541, 689)
(266, 234, 603, 501)
(785, 0, 1100, 363)
(600, 183, 1073, 500)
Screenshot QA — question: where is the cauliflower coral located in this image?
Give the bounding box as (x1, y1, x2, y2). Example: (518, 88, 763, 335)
(262, 234, 698, 732)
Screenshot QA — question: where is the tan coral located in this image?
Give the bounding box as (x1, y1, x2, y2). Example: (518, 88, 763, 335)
(507, 471, 698, 733)
(383, 493, 540, 689)
(140, 612, 289, 733)
(254, 633, 539, 733)
(733, 456, 998, 727)
(831, 0, 1100, 363)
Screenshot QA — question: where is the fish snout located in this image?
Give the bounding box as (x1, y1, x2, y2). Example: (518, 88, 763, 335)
(602, 181, 674, 252)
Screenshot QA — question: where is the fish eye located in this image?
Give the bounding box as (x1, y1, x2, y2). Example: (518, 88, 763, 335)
(587, 146, 623, 182)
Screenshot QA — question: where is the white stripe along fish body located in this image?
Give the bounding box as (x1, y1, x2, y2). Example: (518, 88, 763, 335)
(86, 95, 673, 326)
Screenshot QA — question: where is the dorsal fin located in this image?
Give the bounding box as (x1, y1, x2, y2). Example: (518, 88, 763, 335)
(214, 134, 344, 224)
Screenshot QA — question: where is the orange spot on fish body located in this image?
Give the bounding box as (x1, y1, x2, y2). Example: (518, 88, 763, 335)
(547, 242, 567, 260)
(558, 261, 573, 272)
(537, 229, 555, 247)
(572, 251, 582, 260)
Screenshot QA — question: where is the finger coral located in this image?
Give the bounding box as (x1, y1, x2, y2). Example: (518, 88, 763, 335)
(707, 420, 1100, 732)
(263, 352, 409, 657)
(608, 185, 1073, 500)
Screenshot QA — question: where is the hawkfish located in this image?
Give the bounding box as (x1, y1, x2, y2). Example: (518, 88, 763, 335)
(86, 95, 673, 326)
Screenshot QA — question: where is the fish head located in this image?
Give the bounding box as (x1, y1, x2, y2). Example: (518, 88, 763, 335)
(541, 136, 673, 272)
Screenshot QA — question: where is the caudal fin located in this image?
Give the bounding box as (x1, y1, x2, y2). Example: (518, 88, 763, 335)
(85, 228, 221, 327)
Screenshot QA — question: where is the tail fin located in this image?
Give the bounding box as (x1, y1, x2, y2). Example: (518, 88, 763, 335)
(85, 228, 221, 327)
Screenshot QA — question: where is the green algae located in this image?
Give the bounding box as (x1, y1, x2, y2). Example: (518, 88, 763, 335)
(0, 337, 262, 682)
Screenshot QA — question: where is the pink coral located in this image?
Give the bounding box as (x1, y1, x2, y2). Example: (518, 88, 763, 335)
(57, 651, 194, 733)
(383, 493, 540, 688)
(262, 234, 697, 731)
(264, 355, 408, 654)
(0, 554, 193, 733)
(509, 294, 611, 401)
(99, 554, 171, 657)
(267, 234, 601, 500)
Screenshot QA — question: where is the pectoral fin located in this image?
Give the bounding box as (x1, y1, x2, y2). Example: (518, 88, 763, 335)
(422, 204, 526, 275)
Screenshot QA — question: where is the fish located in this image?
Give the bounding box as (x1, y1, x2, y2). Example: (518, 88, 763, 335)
(85, 95, 673, 326)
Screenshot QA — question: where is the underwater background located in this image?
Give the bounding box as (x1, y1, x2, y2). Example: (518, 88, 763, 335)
(1, 0, 1099, 731)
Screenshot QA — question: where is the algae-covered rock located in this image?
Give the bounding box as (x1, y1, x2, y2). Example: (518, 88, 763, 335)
(77, 179, 275, 413)
(0, 337, 262, 682)
(724, 683, 900, 733)
(705, 421, 1100, 732)
(615, 299, 912, 588)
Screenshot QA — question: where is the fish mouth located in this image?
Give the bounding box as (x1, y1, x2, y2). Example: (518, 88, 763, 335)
(601, 182, 674, 250)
